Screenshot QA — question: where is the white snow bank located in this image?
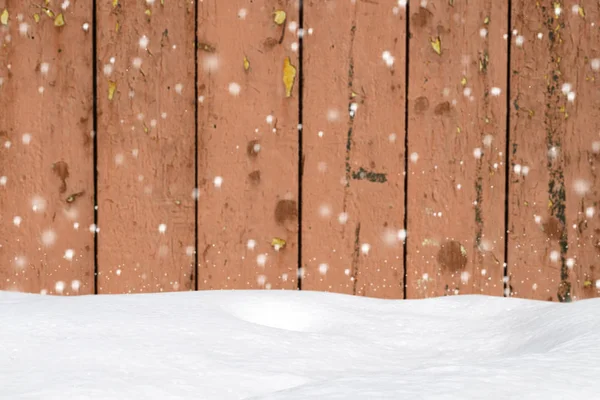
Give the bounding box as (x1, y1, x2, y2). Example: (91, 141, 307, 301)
(1, 290, 599, 399)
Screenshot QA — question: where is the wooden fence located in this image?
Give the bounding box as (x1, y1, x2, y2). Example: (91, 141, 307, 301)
(1, 0, 599, 302)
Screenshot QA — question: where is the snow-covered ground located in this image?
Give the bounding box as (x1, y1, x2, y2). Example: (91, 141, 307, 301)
(1, 290, 599, 399)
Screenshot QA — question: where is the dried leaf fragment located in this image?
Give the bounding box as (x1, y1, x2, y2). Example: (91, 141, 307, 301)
(54, 13, 65, 27)
(1, 9, 8, 25)
(271, 237, 286, 250)
(108, 80, 117, 101)
(113, 0, 119, 8)
(145, 9, 151, 16)
(578, 6, 585, 17)
(273, 10, 286, 25)
(243, 56, 250, 71)
(282, 56, 296, 98)
(43, 8, 55, 18)
(33, 13, 40, 23)
(461, 76, 467, 86)
(430, 36, 441, 55)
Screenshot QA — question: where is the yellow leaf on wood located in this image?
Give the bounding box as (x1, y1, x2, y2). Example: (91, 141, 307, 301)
(430, 36, 441, 55)
(273, 10, 286, 25)
(1, 9, 8, 25)
(108, 81, 117, 101)
(54, 13, 65, 27)
(283, 56, 296, 98)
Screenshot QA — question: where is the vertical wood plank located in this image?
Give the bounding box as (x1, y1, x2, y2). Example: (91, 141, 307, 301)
(0, 2, 95, 295)
(301, 1, 407, 298)
(508, 1, 600, 301)
(96, 1, 196, 293)
(406, 0, 508, 298)
(197, 1, 299, 290)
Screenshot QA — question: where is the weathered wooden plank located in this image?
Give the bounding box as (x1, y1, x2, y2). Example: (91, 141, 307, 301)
(508, 0, 600, 301)
(301, 1, 407, 298)
(197, 1, 299, 290)
(96, 1, 196, 293)
(406, 0, 508, 298)
(0, 2, 95, 295)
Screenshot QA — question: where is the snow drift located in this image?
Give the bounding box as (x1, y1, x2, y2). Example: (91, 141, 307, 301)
(1, 290, 599, 399)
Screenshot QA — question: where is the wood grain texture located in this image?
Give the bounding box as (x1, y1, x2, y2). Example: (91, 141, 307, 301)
(301, 0, 407, 298)
(0, 1, 94, 295)
(96, 1, 196, 293)
(406, 0, 508, 298)
(508, 0, 600, 301)
(197, 1, 299, 290)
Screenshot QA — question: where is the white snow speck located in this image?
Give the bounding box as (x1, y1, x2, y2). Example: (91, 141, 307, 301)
(158, 224, 167, 234)
(549, 250, 560, 263)
(338, 212, 349, 225)
(41, 230, 57, 247)
(40, 63, 50, 75)
(318, 263, 328, 275)
(513, 164, 522, 175)
(410, 152, 419, 163)
(256, 254, 267, 267)
(203, 55, 219, 72)
(319, 205, 332, 218)
(55, 281, 65, 294)
(132, 57, 143, 69)
(397, 229, 407, 241)
(586, 207, 595, 218)
(31, 196, 47, 213)
(247, 240, 257, 250)
(22, 133, 31, 145)
(490, 87, 501, 96)
(139, 35, 149, 50)
(515, 35, 525, 47)
(566, 258, 575, 269)
(483, 134, 493, 148)
(461, 271, 470, 283)
(561, 83, 572, 95)
(64, 249, 75, 261)
(266, 115, 274, 124)
(237, 8, 247, 19)
(82, 23, 90, 31)
(554, 5, 562, 16)
(0, 176, 6, 186)
(479, 28, 487, 38)
(382, 51, 394, 67)
(13, 216, 22, 226)
(114, 153, 124, 165)
(567, 91, 576, 102)
(591, 58, 600, 72)
(473, 148, 483, 159)
(361, 243, 371, 255)
(228, 82, 241, 96)
(18, 23, 29, 36)
(573, 179, 591, 196)
(175, 83, 183, 94)
(213, 176, 223, 188)
(288, 21, 298, 33)
(71, 280, 80, 291)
